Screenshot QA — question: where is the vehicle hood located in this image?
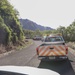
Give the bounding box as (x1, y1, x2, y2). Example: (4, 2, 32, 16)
(0, 66, 60, 75)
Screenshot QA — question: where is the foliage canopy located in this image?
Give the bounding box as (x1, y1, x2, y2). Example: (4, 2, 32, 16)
(0, 0, 24, 45)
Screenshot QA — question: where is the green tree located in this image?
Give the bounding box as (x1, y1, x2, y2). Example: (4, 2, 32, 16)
(0, 16, 11, 45)
(57, 26, 66, 40)
(0, 0, 24, 45)
(35, 30, 43, 37)
(66, 21, 75, 41)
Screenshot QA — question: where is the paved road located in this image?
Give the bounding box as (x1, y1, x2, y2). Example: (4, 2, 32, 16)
(0, 41, 75, 75)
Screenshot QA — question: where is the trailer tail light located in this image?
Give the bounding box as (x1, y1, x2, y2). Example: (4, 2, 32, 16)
(65, 46, 68, 54)
(36, 46, 39, 55)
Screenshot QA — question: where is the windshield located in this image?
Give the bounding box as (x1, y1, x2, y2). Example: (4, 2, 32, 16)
(45, 36, 64, 42)
(0, 0, 75, 75)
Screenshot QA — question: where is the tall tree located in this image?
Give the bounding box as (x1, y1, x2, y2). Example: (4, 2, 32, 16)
(0, 0, 24, 45)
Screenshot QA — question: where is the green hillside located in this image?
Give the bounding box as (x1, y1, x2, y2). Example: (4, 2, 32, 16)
(0, 0, 24, 45)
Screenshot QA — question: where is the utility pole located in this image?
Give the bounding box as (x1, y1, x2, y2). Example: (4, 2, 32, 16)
(61, 29, 64, 39)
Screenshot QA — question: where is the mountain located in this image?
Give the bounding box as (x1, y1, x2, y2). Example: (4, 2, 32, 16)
(20, 19, 54, 31)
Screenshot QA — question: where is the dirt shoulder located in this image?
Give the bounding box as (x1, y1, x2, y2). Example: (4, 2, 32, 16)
(68, 47, 75, 56)
(0, 39, 33, 58)
(67, 42, 75, 55)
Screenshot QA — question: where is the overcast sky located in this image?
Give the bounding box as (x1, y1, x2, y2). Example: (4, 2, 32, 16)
(9, 0, 75, 29)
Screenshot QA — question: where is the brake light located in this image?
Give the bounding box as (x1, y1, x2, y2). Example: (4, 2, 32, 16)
(36, 46, 39, 55)
(36, 47, 38, 51)
(65, 46, 68, 54)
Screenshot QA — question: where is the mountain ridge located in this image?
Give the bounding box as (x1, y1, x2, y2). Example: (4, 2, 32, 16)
(20, 19, 54, 31)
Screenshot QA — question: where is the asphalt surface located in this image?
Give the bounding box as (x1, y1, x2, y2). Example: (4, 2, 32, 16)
(0, 40, 75, 75)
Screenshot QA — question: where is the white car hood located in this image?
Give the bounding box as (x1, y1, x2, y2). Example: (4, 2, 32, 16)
(0, 66, 60, 75)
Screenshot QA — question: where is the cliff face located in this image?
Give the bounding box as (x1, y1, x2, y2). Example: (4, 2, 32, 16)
(0, 0, 24, 45)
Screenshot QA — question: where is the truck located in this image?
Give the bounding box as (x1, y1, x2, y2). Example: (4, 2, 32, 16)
(36, 34, 68, 61)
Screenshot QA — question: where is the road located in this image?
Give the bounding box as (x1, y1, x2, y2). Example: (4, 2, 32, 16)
(0, 41, 75, 75)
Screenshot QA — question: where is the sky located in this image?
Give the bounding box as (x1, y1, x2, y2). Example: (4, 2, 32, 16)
(9, 0, 75, 29)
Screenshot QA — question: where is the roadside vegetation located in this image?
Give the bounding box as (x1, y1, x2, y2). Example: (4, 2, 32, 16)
(23, 29, 43, 39)
(0, 0, 32, 54)
(0, 0, 24, 45)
